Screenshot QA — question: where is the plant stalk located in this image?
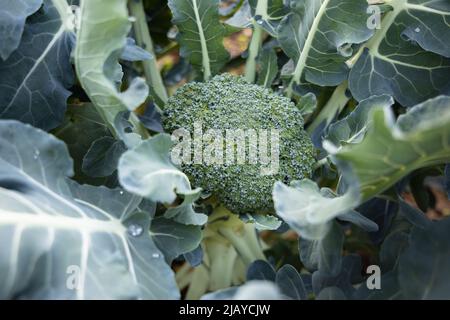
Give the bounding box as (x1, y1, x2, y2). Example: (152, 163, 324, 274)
(208, 206, 266, 266)
(245, 25, 264, 83)
(244, 0, 268, 83)
(307, 81, 349, 134)
(128, 0, 168, 106)
(218, 224, 266, 266)
(129, 111, 150, 140)
(313, 156, 330, 170)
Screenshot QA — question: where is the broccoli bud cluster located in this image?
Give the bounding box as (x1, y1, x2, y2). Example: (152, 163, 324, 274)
(162, 73, 315, 214)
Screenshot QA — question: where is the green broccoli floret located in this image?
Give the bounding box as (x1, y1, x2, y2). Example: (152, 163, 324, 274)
(162, 73, 316, 214)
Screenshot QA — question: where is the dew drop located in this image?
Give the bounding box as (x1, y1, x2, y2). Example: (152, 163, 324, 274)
(33, 150, 40, 160)
(119, 190, 124, 195)
(257, 20, 264, 25)
(167, 26, 178, 40)
(128, 224, 143, 237)
(414, 27, 420, 33)
(152, 253, 160, 259)
(128, 16, 137, 23)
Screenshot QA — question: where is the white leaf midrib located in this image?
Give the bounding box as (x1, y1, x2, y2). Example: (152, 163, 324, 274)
(291, 0, 329, 85)
(3, 27, 65, 113)
(0, 210, 126, 234)
(4, 0, 72, 114)
(366, 0, 449, 57)
(191, 0, 211, 80)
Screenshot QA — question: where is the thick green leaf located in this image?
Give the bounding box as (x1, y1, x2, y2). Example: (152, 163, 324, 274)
(325, 95, 394, 148)
(315, 222, 344, 276)
(287, 96, 450, 241)
(82, 137, 126, 178)
(139, 199, 203, 265)
(277, 0, 374, 94)
(356, 197, 398, 244)
(398, 200, 431, 229)
(249, 0, 288, 36)
(53, 103, 114, 186)
(275, 94, 450, 241)
(75, 0, 149, 128)
(0, 120, 179, 299)
(164, 188, 207, 225)
(168, 0, 229, 81)
(118, 134, 192, 204)
(272, 179, 360, 240)
(326, 95, 450, 200)
(246, 260, 276, 281)
(299, 221, 344, 275)
(398, 1, 450, 58)
(138, 103, 164, 133)
(380, 230, 409, 272)
(256, 48, 278, 88)
(0, 0, 43, 60)
(349, 0, 450, 107)
(296, 92, 317, 116)
(118, 134, 206, 225)
(275, 264, 307, 300)
(273, 176, 377, 240)
(0, 0, 74, 130)
(399, 218, 450, 299)
(225, 0, 252, 29)
(113, 111, 142, 149)
(240, 213, 282, 231)
(312, 254, 361, 297)
(122, 38, 152, 62)
(299, 237, 319, 271)
(151, 216, 202, 264)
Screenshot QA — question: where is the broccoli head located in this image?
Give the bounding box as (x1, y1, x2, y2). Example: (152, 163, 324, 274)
(162, 73, 315, 214)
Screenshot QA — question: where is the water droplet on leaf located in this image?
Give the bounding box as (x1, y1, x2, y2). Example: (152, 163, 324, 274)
(414, 27, 420, 33)
(152, 253, 160, 259)
(128, 224, 143, 237)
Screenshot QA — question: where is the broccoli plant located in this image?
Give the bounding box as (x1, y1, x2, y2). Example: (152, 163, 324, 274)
(162, 73, 315, 214)
(0, 0, 449, 301)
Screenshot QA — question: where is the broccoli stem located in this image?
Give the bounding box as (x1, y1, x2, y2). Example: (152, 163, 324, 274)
(307, 81, 349, 134)
(245, 25, 264, 83)
(313, 156, 330, 170)
(128, 0, 168, 107)
(218, 224, 266, 266)
(176, 205, 269, 298)
(208, 206, 266, 266)
(245, 0, 269, 83)
(185, 265, 210, 300)
(175, 261, 195, 289)
(129, 110, 150, 141)
(206, 239, 238, 291)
